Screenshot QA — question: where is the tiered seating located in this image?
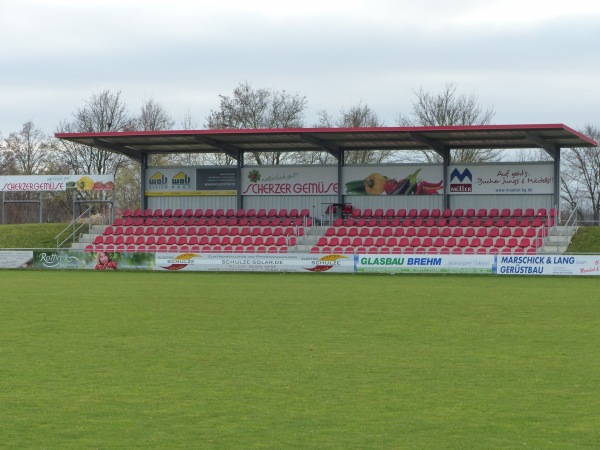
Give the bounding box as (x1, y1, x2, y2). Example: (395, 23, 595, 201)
(86, 208, 311, 253)
(311, 207, 556, 255)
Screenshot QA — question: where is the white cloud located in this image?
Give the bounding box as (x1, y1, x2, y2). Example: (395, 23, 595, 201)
(1, 0, 599, 136)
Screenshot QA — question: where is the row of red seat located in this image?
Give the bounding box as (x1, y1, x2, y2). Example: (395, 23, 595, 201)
(122, 207, 310, 219)
(101, 226, 303, 238)
(331, 216, 552, 229)
(93, 235, 297, 248)
(311, 245, 537, 255)
(113, 216, 311, 228)
(316, 235, 541, 249)
(323, 226, 543, 240)
(87, 244, 292, 254)
(341, 207, 556, 220)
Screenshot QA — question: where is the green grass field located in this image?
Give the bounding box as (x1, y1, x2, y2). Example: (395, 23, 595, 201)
(1, 271, 599, 449)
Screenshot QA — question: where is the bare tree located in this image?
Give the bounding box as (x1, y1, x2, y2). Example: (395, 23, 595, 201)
(0, 134, 17, 175)
(55, 90, 138, 215)
(4, 121, 53, 174)
(206, 81, 307, 164)
(560, 125, 600, 224)
(398, 82, 500, 163)
(314, 101, 396, 164)
(55, 89, 136, 175)
(180, 107, 198, 130)
(137, 98, 175, 131)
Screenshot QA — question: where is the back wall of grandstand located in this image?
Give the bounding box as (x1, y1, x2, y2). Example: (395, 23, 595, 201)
(144, 162, 555, 215)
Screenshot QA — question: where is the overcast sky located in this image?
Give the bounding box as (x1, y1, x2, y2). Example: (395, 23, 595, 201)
(1, 0, 599, 137)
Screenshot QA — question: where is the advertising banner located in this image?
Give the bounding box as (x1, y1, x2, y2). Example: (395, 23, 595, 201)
(448, 164, 554, 195)
(0, 175, 114, 192)
(196, 168, 237, 192)
(240, 165, 446, 196)
(0, 251, 33, 268)
(495, 255, 600, 276)
(343, 165, 444, 196)
(146, 167, 237, 196)
(33, 251, 154, 270)
(155, 252, 354, 273)
(356, 254, 494, 274)
(241, 166, 338, 196)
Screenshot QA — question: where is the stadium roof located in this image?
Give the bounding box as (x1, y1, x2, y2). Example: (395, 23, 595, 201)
(55, 124, 598, 162)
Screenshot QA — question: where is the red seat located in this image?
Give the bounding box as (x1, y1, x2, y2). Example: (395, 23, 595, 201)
(453, 208, 464, 218)
(407, 209, 418, 218)
(452, 228, 463, 238)
(465, 208, 476, 218)
(469, 237, 481, 248)
(433, 237, 445, 248)
(396, 208, 407, 218)
(457, 237, 469, 248)
(428, 228, 440, 238)
(441, 208, 452, 218)
(386, 237, 398, 247)
(392, 228, 404, 237)
(476, 208, 488, 218)
(463, 227, 475, 238)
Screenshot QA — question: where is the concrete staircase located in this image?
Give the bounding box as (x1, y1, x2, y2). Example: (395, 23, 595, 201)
(538, 225, 578, 254)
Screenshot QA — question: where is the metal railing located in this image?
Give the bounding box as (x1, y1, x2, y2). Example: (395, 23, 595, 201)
(55, 206, 94, 249)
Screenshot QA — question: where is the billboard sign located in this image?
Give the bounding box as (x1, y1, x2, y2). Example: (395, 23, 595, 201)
(0, 175, 114, 192)
(448, 164, 554, 195)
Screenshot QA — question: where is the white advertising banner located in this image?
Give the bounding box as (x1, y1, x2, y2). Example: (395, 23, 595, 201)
(0, 175, 114, 192)
(496, 255, 600, 276)
(241, 166, 338, 196)
(356, 254, 494, 273)
(239, 165, 447, 196)
(155, 252, 354, 273)
(448, 164, 554, 195)
(145, 167, 239, 196)
(0, 251, 34, 268)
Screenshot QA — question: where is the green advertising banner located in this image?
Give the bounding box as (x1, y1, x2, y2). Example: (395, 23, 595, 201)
(33, 251, 155, 270)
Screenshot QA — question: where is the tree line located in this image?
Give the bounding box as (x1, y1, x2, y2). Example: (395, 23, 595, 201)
(0, 82, 598, 223)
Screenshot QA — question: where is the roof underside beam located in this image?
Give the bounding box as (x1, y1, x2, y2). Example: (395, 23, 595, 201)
(407, 132, 450, 158)
(194, 135, 240, 160)
(92, 138, 142, 162)
(525, 132, 559, 159)
(298, 134, 341, 159)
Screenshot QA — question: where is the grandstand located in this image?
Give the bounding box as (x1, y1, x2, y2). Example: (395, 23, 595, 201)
(56, 125, 597, 255)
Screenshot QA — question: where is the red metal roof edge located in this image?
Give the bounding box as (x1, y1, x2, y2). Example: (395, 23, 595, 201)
(54, 124, 598, 146)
